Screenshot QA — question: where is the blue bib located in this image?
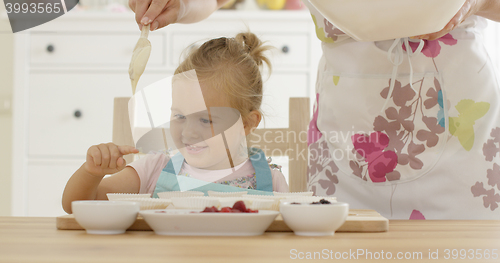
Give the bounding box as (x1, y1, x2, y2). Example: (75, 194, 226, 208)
(152, 148, 274, 197)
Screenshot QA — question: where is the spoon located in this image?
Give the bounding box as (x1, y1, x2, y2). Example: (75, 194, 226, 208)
(129, 25, 152, 94)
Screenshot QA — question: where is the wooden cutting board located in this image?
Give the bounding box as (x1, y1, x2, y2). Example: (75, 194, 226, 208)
(56, 209, 388, 232)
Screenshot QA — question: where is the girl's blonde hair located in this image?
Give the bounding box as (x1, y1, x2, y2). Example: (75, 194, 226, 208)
(174, 32, 272, 126)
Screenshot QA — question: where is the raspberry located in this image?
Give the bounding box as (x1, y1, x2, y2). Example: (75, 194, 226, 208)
(232, 200, 247, 212)
(220, 207, 232, 213)
(202, 206, 219, 213)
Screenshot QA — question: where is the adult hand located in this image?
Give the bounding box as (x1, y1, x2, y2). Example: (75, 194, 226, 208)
(129, 0, 184, 31)
(414, 0, 483, 40)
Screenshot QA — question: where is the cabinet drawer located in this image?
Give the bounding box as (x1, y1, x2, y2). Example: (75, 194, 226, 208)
(169, 32, 309, 69)
(30, 33, 165, 67)
(27, 73, 167, 157)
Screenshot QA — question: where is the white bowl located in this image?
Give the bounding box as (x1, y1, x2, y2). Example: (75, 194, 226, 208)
(140, 209, 279, 236)
(279, 201, 349, 236)
(72, 201, 140, 234)
(279, 196, 337, 204)
(308, 0, 466, 41)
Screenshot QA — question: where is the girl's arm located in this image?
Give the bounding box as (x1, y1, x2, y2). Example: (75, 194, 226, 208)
(61, 143, 140, 214)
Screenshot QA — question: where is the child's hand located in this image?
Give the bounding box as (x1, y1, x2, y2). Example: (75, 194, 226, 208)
(83, 143, 139, 177)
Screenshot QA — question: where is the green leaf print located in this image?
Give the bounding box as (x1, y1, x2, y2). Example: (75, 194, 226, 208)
(311, 14, 334, 43)
(333, 76, 340, 85)
(449, 99, 490, 151)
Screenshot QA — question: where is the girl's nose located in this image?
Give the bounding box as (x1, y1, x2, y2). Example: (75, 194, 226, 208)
(181, 120, 200, 139)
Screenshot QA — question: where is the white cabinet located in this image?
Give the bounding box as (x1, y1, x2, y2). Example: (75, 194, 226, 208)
(12, 10, 321, 216)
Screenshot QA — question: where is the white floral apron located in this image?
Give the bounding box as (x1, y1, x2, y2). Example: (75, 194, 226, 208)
(304, 0, 500, 219)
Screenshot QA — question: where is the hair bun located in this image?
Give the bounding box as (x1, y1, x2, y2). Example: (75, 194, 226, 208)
(235, 32, 271, 70)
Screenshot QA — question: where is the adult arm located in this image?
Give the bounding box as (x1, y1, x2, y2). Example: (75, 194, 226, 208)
(420, 0, 500, 40)
(129, 0, 232, 30)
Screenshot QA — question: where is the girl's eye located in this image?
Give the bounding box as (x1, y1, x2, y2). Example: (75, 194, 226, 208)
(173, 114, 186, 120)
(200, 118, 212, 124)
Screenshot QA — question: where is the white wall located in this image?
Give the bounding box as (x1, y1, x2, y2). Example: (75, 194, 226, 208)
(0, 0, 13, 216)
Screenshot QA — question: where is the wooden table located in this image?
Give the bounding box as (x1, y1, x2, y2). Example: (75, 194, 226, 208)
(0, 217, 499, 263)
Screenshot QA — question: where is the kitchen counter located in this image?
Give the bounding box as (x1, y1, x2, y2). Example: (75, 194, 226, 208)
(0, 217, 499, 262)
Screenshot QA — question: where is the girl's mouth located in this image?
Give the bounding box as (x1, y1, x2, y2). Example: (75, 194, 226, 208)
(184, 144, 208, 155)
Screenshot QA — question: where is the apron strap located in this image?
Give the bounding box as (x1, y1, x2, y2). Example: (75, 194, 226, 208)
(249, 148, 274, 192)
(162, 152, 184, 174)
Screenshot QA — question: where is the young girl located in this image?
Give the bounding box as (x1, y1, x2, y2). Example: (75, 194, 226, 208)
(62, 32, 289, 213)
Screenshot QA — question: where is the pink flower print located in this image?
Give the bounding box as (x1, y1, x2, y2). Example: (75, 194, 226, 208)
(471, 182, 500, 211)
(416, 116, 445, 148)
(409, 210, 426, 220)
(308, 93, 322, 146)
(397, 142, 424, 169)
(380, 80, 416, 107)
(385, 170, 401, 181)
(483, 128, 500, 162)
(386, 106, 414, 132)
(318, 169, 339, 195)
(349, 160, 363, 179)
(352, 132, 398, 182)
(402, 33, 458, 58)
(487, 163, 500, 190)
(323, 19, 344, 41)
(373, 116, 405, 153)
(424, 78, 445, 128)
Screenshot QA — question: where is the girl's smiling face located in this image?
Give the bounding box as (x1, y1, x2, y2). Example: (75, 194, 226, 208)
(170, 75, 247, 170)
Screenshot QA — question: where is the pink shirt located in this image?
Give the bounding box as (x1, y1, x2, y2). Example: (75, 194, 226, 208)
(128, 152, 289, 194)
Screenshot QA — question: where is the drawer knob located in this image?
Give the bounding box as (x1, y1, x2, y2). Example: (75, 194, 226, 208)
(281, 45, 289, 54)
(46, 45, 55, 53)
(74, 110, 82, 118)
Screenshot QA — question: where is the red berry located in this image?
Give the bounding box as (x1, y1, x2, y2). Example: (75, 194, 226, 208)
(231, 208, 242, 213)
(202, 206, 218, 213)
(232, 200, 247, 212)
(220, 207, 232, 213)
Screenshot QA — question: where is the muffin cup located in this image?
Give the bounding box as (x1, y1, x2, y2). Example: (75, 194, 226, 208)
(106, 193, 151, 201)
(157, 191, 205, 199)
(171, 196, 220, 209)
(207, 191, 248, 197)
(272, 191, 314, 197)
(121, 198, 172, 210)
(248, 198, 274, 210)
(242, 194, 285, 211)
